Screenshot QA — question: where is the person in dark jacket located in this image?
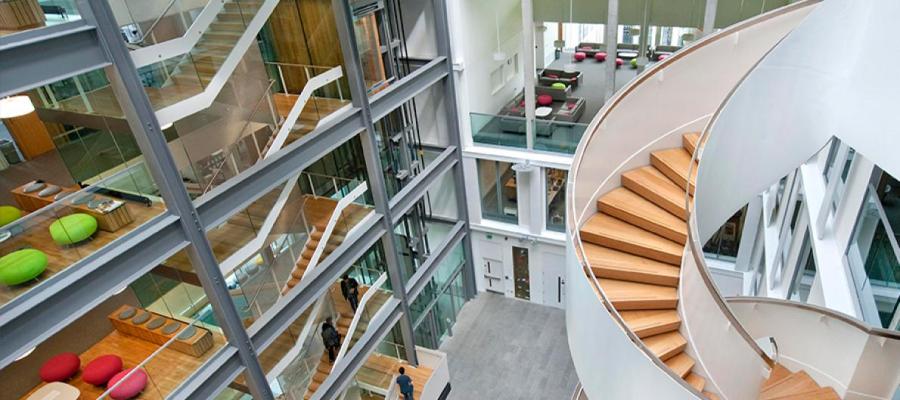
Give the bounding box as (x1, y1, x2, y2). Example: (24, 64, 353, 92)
(340, 274, 360, 311)
(396, 367, 414, 400)
(321, 317, 341, 363)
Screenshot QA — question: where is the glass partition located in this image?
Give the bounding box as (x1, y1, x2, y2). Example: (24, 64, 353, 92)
(533, 119, 587, 154)
(117, 0, 204, 47)
(477, 159, 518, 224)
(546, 168, 568, 232)
(470, 112, 527, 149)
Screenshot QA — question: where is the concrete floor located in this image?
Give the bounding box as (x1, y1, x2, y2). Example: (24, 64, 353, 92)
(440, 293, 578, 400)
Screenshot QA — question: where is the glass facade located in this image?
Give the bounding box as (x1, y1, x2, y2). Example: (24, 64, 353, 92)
(477, 159, 518, 224)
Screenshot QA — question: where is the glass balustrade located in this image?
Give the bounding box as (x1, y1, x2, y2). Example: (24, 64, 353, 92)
(118, 0, 202, 47)
(470, 112, 527, 149)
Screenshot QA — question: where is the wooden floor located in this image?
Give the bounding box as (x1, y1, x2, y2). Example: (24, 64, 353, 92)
(20, 329, 226, 399)
(0, 201, 166, 307)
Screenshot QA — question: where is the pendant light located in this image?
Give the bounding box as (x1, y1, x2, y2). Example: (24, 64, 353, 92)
(0, 96, 35, 119)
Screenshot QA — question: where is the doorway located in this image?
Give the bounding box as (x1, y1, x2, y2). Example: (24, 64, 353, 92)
(512, 246, 530, 300)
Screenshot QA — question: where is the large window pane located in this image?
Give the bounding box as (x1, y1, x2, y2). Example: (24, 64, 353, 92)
(477, 159, 518, 224)
(546, 168, 568, 232)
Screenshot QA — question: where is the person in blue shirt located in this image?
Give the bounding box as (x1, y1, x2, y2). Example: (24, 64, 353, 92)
(396, 367, 415, 400)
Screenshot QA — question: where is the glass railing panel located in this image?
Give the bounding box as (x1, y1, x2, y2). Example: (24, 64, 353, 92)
(0, 0, 83, 39)
(533, 119, 588, 154)
(0, 163, 166, 310)
(119, 0, 201, 47)
(205, 182, 284, 263)
(470, 112, 527, 149)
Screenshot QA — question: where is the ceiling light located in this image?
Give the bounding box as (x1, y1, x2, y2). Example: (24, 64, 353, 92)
(0, 96, 35, 119)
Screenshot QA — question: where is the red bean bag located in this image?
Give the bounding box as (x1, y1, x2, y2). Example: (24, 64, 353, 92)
(39, 352, 80, 382)
(658, 54, 669, 61)
(82, 354, 123, 386)
(108, 368, 148, 400)
(594, 52, 607, 62)
(573, 52, 586, 61)
(615, 58, 624, 67)
(536, 94, 553, 107)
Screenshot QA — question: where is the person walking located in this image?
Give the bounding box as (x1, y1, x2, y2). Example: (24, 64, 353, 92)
(321, 317, 341, 363)
(396, 367, 415, 400)
(340, 274, 360, 312)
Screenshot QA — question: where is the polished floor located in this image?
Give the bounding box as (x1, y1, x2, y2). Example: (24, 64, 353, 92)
(440, 293, 578, 400)
(546, 51, 642, 124)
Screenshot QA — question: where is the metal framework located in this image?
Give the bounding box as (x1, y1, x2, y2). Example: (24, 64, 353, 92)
(0, 0, 470, 399)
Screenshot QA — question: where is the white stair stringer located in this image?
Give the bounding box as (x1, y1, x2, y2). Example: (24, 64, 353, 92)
(130, 0, 228, 68)
(153, 0, 280, 127)
(565, 2, 820, 400)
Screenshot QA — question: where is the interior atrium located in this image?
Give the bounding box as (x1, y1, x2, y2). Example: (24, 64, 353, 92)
(0, 0, 898, 399)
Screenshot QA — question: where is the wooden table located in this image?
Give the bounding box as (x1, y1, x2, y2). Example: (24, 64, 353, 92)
(11, 182, 134, 232)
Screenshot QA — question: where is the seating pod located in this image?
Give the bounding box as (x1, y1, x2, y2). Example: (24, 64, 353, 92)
(49, 213, 98, 246)
(107, 368, 148, 400)
(82, 354, 123, 386)
(38, 352, 81, 382)
(0, 248, 48, 286)
(0, 205, 21, 226)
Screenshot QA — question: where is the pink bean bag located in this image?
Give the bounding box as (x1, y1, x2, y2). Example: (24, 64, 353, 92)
(615, 58, 624, 67)
(39, 352, 80, 382)
(107, 368, 148, 400)
(658, 54, 669, 61)
(594, 52, 607, 62)
(536, 94, 553, 107)
(82, 354, 123, 386)
(573, 52, 586, 61)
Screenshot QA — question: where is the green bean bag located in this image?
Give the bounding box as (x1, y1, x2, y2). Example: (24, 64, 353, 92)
(0, 248, 47, 285)
(0, 206, 21, 227)
(630, 58, 638, 69)
(49, 213, 98, 246)
(551, 82, 566, 90)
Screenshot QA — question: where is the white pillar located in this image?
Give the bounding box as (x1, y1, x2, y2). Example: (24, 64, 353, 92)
(522, 0, 536, 149)
(604, 0, 619, 100)
(702, 0, 718, 36)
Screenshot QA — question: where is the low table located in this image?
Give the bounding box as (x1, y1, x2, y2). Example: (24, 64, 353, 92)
(535, 106, 553, 118)
(27, 382, 80, 400)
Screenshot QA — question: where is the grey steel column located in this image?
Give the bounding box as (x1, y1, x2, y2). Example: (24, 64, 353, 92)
(83, 0, 273, 398)
(331, 0, 419, 366)
(432, 0, 477, 300)
(703, 0, 719, 36)
(605, 0, 619, 101)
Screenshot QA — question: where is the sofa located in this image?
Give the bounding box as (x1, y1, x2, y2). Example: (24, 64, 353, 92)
(535, 85, 570, 102)
(495, 92, 586, 137)
(538, 69, 583, 88)
(650, 45, 681, 61)
(575, 42, 604, 57)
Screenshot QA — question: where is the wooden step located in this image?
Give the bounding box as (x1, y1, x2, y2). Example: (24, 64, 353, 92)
(763, 364, 793, 391)
(580, 213, 683, 265)
(650, 148, 696, 194)
(585, 244, 680, 287)
(683, 132, 701, 154)
(599, 279, 678, 310)
(685, 373, 705, 392)
(664, 353, 695, 378)
(703, 391, 720, 400)
(644, 331, 687, 361)
(210, 21, 245, 32)
(760, 371, 820, 400)
(772, 387, 840, 400)
(597, 187, 687, 243)
(622, 166, 688, 220)
(620, 310, 681, 338)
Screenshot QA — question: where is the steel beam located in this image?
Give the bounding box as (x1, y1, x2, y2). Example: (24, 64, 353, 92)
(0, 215, 185, 368)
(169, 346, 244, 400)
(0, 20, 108, 97)
(369, 57, 449, 120)
(84, 0, 273, 397)
(432, 0, 477, 299)
(332, 0, 419, 368)
(388, 146, 457, 224)
(406, 221, 466, 300)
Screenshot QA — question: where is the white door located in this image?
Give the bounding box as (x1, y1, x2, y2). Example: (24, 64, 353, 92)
(542, 251, 566, 309)
(482, 257, 504, 294)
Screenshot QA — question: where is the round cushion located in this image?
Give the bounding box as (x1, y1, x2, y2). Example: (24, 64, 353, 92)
(594, 52, 607, 62)
(551, 82, 566, 89)
(615, 58, 624, 67)
(108, 368, 148, 400)
(23, 182, 45, 193)
(82, 354, 123, 386)
(49, 213, 98, 246)
(630, 58, 638, 68)
(536, 94, 553, 106)
(38, 185, 61, 197)
(0, 248, 48, 286)
(0, 206, 21, 227)
(39, 352, 80, 382)
(573, 52, 586, 61)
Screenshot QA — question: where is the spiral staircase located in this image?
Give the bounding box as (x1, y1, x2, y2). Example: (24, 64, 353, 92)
(565, 1, 900, 399)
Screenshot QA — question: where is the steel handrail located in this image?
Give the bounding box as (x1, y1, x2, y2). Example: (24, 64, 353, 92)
(727, 296, 900, 340)
(566, 2, 820, 398)
(131, 0, 182, 45)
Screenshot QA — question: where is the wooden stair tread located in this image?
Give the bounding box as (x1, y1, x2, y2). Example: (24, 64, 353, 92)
(650, 148, 696, 194)
(760, 371, 820, 400)
(683, 132, 701, 154)
(643, 331, 687, 361)
(763, 364, 794, 390)
(685, 373, 705, 392)
(622, 166, 688, 220)
(664, 353, 695, 378)
(769, 387, 840, 400)
(585, 243, 680, 287)
(580, 213, 683, 265)
(620, 310, 681, 338)
(598, 187, 687, 243)
(703, 391, 720, 400)
(599, 279, 677, 310)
